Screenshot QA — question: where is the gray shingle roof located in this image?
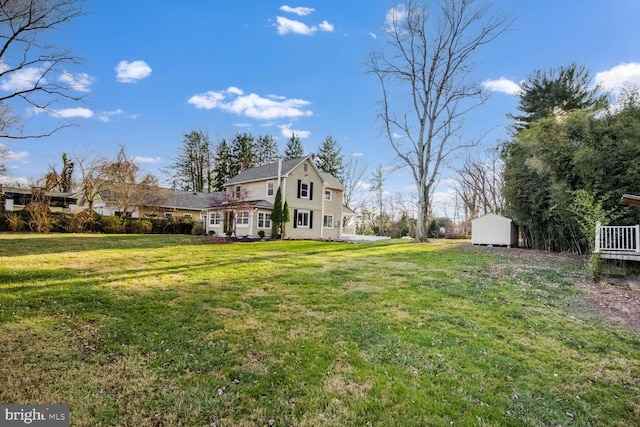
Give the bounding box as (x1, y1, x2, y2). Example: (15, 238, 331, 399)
(225, 157, 308, 185)
(152, 188, 225, 210)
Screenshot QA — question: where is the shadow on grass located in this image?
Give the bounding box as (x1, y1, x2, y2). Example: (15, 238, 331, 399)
(0, 233, 207, 257)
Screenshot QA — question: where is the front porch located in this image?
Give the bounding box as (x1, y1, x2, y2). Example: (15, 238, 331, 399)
(594, 222, 640, 261)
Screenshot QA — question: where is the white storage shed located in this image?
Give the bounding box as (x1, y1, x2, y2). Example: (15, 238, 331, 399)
(471, 213, 519, 247)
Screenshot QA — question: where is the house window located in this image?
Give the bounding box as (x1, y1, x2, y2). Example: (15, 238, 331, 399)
(164, 212, 173, 218)
(183, 213, 192, 218)
(258, 212, 272, 228)
(209, 212, 221, 226)
(304, 163, 308, 172)
(234, 185, 242, 199)
(300, 181, 309, 198)
(296, 210, 310, 228)
(267, 181, 275, 197)
(324, 190, 332, 201)
(323, 215, 333, 228)
(236, 211, 249, 226)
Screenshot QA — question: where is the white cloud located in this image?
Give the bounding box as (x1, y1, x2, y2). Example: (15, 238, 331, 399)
(0, 144, 28, 162)
(318, 20, 334, 32)
(59, 71, 94, 92)
(188, 87, 313, 120)
(275, 16, 316, 35)
(97, 109, 138, 123)
(482, 77, 521, 95)
(0, 66, 47, 92)
(280, 5, 315, 16)
(384, 5, 408, 33)
(48, 107, 94, 119)
(368, 32, 377, 40)
(115, 60, 152, 83)
(352, 152, 364, 157)
(595, 62, 640, 92)
(0, 175, 29, 186)
(133, 156, 162, 164)
(356, 180, 371, 190)
(279, 123, 311, 139)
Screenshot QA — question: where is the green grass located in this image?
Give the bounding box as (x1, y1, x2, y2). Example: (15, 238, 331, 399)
(1, 234, 639, 426)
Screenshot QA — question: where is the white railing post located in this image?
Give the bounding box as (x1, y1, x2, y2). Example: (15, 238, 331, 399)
(635, 224, 640, 253)
(595, 221, 601, 253)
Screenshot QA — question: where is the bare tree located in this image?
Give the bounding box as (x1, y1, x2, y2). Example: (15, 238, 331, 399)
(0, 0, 85, 139)
(366, 0, 510, 241)
(101, 147, 165, 224)
(454, 146, 504, 221)
(342, 153, 370, 213)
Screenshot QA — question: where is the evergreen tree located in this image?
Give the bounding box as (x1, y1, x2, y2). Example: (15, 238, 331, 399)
(284, 133, 304, 159)
(271, 186, 283, 238)
(229, 132, 255, 177)
(60, 153, 74, 192)
(509, 63, 608, 133)
(315, 135, 344, 181)
(282, 200, 290, 238)
(256, 134, 280, 165)
(166, 130, 214, 192)
(213, 139, 232, 191)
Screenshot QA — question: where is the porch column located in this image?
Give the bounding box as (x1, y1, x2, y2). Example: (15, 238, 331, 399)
(595, 221, 601, 253)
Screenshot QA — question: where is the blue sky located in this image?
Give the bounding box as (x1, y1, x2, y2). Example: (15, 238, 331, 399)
(3, 0, 640, 216)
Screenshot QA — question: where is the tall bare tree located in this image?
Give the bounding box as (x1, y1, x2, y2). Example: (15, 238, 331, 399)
(366, 0, 510, 241)
(0, 0, 85, 139)
(455, 146, 504, 220)
(342, 153, 370, 213)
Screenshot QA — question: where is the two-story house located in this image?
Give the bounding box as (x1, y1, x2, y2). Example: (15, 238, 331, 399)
(205, 156, 354, 240)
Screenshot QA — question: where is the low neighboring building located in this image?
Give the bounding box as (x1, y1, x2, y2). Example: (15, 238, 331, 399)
(1, 186, 81, 213)
(90, 187, 223, 221)
(471, 213, 518, 247)
(205, 156, 354, 240)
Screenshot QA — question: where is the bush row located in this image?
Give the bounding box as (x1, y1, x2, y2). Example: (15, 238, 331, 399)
(0, 210, 199, 235)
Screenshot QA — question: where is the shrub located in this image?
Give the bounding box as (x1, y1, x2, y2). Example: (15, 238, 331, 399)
(101, 215, 124, 234)
(126, 218, 152, 234)
(192, 221, 206, 235)
(5, 213, 26, 232)
(258, 230, 265, 239)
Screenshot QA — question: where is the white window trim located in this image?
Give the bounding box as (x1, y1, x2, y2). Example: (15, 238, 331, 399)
(300, 181, 310, 199)
(209, 212, 222, 227)
(236, 211, 250, 227)
(296, 209, 310, 228)
(257, 212, 272, 229)
(323, 214, 333, 228)
(266, 181, 275, 197)
(324, 189, 332, 201)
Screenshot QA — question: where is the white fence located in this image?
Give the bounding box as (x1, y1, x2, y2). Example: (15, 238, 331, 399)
(595, 222, 640, 253)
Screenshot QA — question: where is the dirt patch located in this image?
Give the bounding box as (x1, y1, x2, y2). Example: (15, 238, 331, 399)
(576, 278, 640, 335)
(467, 244, 640, 336)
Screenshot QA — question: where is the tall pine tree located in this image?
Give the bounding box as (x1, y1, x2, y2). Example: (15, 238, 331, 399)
(315, 135, 344, 182)
(229, 132, 256, 177)
(256, 134, 280, 165)
(284, 133, 304, 159)
(213, 139, 232, 191)
(166, 130, 214, 192)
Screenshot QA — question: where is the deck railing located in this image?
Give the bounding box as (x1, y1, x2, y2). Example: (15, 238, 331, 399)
(595, 222, 640, 253)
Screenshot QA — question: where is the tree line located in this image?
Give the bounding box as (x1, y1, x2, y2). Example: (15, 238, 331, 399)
(501, 63, 640, 254)
(163, 131, 345, 193)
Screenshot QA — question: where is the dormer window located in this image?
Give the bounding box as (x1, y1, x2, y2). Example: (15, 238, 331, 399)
(267, 181, 275, 197)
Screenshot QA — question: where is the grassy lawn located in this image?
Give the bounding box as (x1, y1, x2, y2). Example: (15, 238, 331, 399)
(1, 234, 639, 426)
